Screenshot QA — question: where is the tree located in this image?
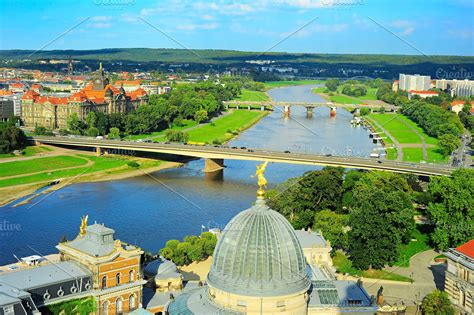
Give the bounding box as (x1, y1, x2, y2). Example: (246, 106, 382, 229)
(194, 110, 208, 124)
(58, 128, 69, 136)
(359, 108, 370, 116)
(86, 111, 97, 128)
(0, 122, 27, 153)
(165, 130, 189, 143)
(348, 172, 414, 270)
(325, 78, 340, 92)
(67, 112, 83, 135)
(438, 134, 461, 156)
(314, 210, 349, 250)
(108, 127, 120, 139)
(34, 126, 47, 135)
(87, 127, 99, 137)
(427, 169, 474, 251)
(421, 290, 454, 315)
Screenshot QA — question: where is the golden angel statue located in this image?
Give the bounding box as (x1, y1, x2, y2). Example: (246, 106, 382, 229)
(79, 215, 88, 236)
(254, 161, 269, 195)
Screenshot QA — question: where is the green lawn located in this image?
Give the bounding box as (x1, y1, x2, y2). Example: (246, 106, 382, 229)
(264, 80, 325, 89)
(0, 146, 53, 159)
(426, 147, 447, 163)
(187, 110, 266, 144)
(0, 155, 157, 188)
(368, 114, 422, 144)
(234, 89, 269, 101)
(402, 148, 424, 162)
(333, 252, 411, 282)
(312, 86, 328, 94)
(355, 88, 378, 100)
(125, 119, 198, 141)
(0, 156, 89, 177)
(330, 95, 363, 104)
(395, 227, 430, 267)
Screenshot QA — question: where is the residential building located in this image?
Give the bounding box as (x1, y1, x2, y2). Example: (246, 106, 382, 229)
(444, 240, 473, 315)
(408, 90, 439, 99)
(436, 79, 474, 97)
(399, 74, 431, 91)
(450, 100, 474, 114)
(0, 97, 14, 121)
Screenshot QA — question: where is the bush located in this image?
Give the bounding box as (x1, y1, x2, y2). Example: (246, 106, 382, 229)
(108, 127, 120, 139)
(212, 139, 222, 145)
(58, 129, 69, 136)
(159, 232, 217, 266)
(165, 130, 189, 143)
(127, 161, 140, 168)
(87, 127, 99, 137)
(34, 126, 47, 135)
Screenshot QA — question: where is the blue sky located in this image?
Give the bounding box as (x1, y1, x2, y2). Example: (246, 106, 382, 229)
(1, 0, 473, 56)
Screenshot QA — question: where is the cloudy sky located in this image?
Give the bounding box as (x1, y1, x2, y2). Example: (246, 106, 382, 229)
(1, 0, 473, 56)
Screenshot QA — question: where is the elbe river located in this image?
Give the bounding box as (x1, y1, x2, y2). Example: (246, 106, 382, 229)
(0, 85, 380, 265)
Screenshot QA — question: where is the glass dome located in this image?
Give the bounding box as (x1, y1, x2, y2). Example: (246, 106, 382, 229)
(207, 198, 311, 297)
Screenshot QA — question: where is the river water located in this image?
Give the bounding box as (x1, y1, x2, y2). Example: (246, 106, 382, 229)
(0, 85, 380, 265)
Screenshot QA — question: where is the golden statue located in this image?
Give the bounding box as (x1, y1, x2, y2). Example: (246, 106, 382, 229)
(254, 161, 268, 197)
(79, 215, 88, 236)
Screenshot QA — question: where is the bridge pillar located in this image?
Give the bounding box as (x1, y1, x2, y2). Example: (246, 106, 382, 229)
(355, 108, 360, 115)
(247, 105, 251, 110)
(95, 147, 102, 156)
(306, 106, 313, 118)
(284, 105, 291, 117)
(261, 105, 265, 111)
(225, 104, 229, 110)
(203, 158, 224, 173)
(34, 140, 42, 146)
(330, 106, 336, 117)
(236, 105, 239, 110)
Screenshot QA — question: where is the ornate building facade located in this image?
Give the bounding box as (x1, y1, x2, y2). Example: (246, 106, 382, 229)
(445, 240, 473, 314)
(21, 63, 148, 129)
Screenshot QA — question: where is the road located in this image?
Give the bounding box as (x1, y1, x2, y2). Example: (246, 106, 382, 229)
(450, 132, 472, 168)
(31, 136, 457, 176)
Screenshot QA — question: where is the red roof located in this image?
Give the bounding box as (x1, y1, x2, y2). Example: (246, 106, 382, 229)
(126, 88, 147, 100)
(409, 90, 438, 95)
(36, 96, 68, 105)
(22, 90, 40, 100)
(451, 100, 474, 106)
(10, 83, 24, 88)
(115, 80, 140, 86)
(0, 90, 13, 96)
(455, 240, 474, 259)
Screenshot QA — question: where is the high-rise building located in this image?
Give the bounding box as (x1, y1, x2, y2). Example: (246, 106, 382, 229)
(435, 79, 474, 97)
(399, 74, 431, 91)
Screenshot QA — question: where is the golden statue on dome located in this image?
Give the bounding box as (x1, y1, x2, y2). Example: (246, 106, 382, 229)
(79, 215, 88, 236)
(254, 161, 268, 197)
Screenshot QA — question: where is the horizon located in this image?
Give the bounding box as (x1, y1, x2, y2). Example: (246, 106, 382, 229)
(1, 0, 473, 57)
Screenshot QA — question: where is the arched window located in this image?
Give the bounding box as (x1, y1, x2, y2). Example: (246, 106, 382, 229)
(129, 270, 135, 283)
(101, 276, 107, 289)
(115, 298, 122, 315)
(115, 273, 120, 286)
(102, 301, 109, 315)
(129, 294, 136, 310)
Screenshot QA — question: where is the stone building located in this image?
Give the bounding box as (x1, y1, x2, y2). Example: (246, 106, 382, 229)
(21, 63, 148, 129)
(444, 240, 473, 314)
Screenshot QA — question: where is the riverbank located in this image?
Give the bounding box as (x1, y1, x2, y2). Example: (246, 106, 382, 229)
(0, 155, 182, 207)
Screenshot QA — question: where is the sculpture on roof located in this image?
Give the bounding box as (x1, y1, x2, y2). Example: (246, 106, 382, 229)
(254, 161, 268, 196)
(79, 215, 88, 236)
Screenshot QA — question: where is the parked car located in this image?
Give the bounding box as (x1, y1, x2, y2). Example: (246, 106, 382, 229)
(284, 150, 290, 153)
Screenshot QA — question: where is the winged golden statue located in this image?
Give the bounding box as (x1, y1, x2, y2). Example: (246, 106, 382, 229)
(254, 161, 269, 196)
(79, 215, 88, 236)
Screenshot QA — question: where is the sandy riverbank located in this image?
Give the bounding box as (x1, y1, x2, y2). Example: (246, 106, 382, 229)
(0, 160, 182, 207)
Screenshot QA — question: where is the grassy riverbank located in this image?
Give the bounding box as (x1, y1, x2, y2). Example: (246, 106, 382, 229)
(366, 114, 447, 163)
(187, 110, 267, 144)
(0, 146, 52, 159)
(234, 89, 269, 101)
(124, 119, 198, 141)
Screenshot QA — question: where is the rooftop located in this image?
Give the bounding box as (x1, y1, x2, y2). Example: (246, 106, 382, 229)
(455, 240, 474, 259)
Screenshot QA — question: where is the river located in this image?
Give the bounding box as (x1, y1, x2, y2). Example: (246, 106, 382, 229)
(0, 85, 380, 265)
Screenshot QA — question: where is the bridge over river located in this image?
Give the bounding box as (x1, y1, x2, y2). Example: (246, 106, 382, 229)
(32, 136, 455, 177)
(223, 101, 397, 117)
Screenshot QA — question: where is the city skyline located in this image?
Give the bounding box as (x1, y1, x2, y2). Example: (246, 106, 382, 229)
(1, 0, 474, 56)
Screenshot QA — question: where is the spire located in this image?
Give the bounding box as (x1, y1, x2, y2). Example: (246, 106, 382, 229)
(99, 62, 102, 71)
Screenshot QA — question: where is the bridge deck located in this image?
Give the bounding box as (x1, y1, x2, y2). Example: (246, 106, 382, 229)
(223, 100, 396, 110)
(31, 136, 455, 176)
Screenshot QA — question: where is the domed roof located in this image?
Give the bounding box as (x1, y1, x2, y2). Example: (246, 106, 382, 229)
(144, 258, 179, 279)
(207, 198, 311, 297)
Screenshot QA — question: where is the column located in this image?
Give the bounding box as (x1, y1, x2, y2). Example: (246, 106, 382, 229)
(330, 106, 337, 117)
(203, 158, 224, 173)
(284, 105, 291, 117)
(306, 107, 313, 118)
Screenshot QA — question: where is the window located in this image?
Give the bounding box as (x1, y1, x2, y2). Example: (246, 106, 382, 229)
(276, 300, 286, 308)
(129, 294, 136, 310)
(102, 301, 109, 315)
(4, 305, 14, 315)
(237, 300, 247, 307)
(116, 273, 121, 286)
(129, 270, 135, 282)
(102, 276, 107, 289)
(115, 298, 123, 315)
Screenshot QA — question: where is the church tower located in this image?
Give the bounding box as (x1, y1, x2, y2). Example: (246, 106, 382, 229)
(92, 62, 109, 91)
(67, 57, 73, 76)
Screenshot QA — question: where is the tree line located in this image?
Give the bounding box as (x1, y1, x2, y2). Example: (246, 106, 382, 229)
(159, 232, 217, 266)
(267, 167, 473, 270)
(0, 118, 27, 154)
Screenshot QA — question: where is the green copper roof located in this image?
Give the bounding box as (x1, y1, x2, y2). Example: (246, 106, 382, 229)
(207, 198, 311, 297)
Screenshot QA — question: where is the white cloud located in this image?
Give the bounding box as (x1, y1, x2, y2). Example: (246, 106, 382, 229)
(390, 20, 415, 36)
(88, 23, 112, 29)
(201, 14, 215, 20)
(91, 16, 112, 22)
(193, 2, 255, 15)
(446, 29, 474, 39)
(176, 22, 219, 31)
